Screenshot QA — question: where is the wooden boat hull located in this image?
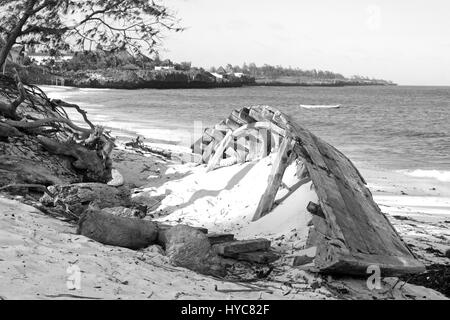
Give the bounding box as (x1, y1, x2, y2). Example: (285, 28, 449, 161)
(191, 105, 425, 276)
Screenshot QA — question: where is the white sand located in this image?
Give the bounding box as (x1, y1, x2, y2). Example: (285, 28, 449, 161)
(0, 196, 336, 300)
(139, 154, 316, 253)
(0, 148, 447, 300)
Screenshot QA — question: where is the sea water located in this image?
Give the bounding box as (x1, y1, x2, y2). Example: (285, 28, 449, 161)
(42, 85, 450, 193)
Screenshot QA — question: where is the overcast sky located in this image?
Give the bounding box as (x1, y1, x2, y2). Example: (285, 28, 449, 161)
(162, 0, 450, 86)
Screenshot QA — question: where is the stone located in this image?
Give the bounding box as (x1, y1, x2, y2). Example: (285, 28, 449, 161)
(163, 225, 226, 277)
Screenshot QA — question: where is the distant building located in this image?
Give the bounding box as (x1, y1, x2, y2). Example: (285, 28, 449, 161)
(216, 66, 227, 75)
(210, 72, 223, 79)
(233, 72, 246, 78)
(155, 66, 175, 71)
(27, 51, 74, 65)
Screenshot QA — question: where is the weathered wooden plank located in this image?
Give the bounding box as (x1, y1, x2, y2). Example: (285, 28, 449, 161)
(225, 117, 241, 130)
(202, 139, 218, 163)
(231, 121, 286, 138)
(214, 238, 271, 255)
(248, 106, 271, 123)
(287, 119, 423, 274)
(207, 233, 235, 245)
(238, 107, 257, 124)
(273, 177, 311, 206)
(190, 137, 203, 154)
(291, 125, 368, 253)
(289, 247, 317, 266)
(252, 137, 293, 221)
(229, 251, 280, 264)
(316, 138, 413, 257)
(204, 128, 226, 142)
(306, 201, 326, 219)
(234, 135, 249, 163)
(214, 121, 230, 132)
(206, 130, 233, 172)
(230, 109, 250, 126)
(315, 242, 425, 276)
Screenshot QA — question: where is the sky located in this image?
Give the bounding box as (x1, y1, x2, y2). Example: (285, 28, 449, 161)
(162, 0, 450, 86)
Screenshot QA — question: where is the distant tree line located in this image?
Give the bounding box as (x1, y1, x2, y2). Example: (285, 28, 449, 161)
(36, 49, 195, 73)
(210, 63, 347, 80)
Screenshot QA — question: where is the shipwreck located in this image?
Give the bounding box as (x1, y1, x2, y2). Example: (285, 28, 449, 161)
(190, 105, 425, 276)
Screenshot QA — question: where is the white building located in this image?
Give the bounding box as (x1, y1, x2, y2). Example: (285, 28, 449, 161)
(28, 52, 73, 65)
(154, 66, 175, 71)
(210, 72, 223, 79)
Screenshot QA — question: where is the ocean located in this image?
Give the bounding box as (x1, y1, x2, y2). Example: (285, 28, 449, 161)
(42, 85, 450, 188)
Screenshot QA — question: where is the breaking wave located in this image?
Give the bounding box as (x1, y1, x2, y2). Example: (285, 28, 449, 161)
(399, 169, 450, 182)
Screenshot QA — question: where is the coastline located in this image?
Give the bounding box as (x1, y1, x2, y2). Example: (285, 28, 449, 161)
(2, 84, 447, 299)
(33, 81, 395, 90)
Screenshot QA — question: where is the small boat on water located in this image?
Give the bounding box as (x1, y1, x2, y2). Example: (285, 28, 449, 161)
(299, 104, 341, 109)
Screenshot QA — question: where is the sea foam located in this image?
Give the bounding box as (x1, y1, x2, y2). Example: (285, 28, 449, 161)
(399, 169, 450, 182)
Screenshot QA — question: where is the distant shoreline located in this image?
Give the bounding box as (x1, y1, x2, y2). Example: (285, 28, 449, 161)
(249, 81, 396, 88)
(35, 80, 396, 90)
(21, 65, 396, 89)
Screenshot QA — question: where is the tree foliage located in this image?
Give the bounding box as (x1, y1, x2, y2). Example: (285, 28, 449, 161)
(215, 62, 346, 80)
(0, 0, 182, 67)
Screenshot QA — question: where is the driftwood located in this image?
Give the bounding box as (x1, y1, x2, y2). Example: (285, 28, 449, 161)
(125, 136, 172, 158)
(0, 122, 23, 140)
(0, 73, 114, 187)
(125, 136, 202, 163)
(0, 183, 55, 197)
(77, 209, 158, 249)
(37, 136, 109, 181)
(40, 183, 131, 217)
(0, 69, 25, 119)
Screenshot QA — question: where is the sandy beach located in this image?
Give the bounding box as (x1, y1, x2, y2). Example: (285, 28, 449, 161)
(1, 86, 449, 300)
(1, 141, 448, 300)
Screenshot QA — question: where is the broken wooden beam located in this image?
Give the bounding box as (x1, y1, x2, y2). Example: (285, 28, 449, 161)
(214, 238, 271, 256)
(206, 130, 233, 172)
(307, 201, 326, 219)
(229, 251, 280, 264)
(252, 137, 293, 221)
(207, 233, 235, 245)
(287, 247, 317, 266)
